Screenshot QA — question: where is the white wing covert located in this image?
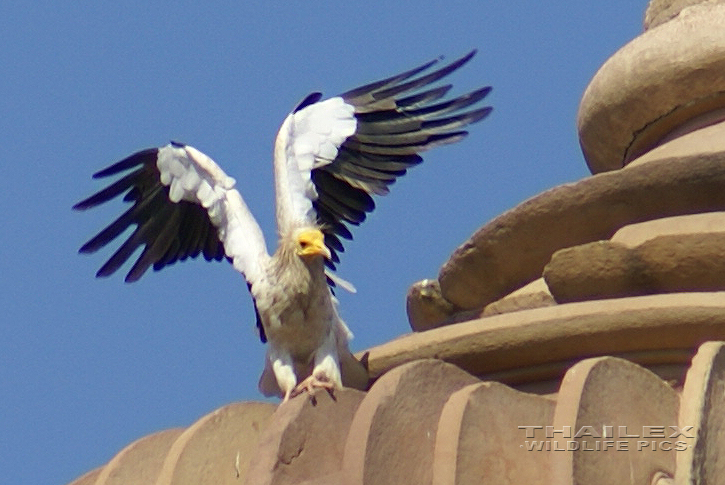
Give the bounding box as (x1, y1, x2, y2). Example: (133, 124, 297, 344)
(273, 95, 357, 235)
(74, 142, 270, 286)
(274, 50, 492, 271)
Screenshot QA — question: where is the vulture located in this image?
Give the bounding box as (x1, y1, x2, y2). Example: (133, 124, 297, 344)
(74, 51, 492, 401)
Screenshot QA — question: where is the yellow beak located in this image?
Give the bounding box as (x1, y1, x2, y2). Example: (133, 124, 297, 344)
(296, 228, 332, 259)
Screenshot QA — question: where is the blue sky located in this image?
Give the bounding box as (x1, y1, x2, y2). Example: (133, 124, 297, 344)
(1, 2, 645, 483)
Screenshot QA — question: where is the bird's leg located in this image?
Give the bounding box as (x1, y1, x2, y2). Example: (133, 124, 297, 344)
(290, 335, 341, 400)
(269, 349, 298, 404)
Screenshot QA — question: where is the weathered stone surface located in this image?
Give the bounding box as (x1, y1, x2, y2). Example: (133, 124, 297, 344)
(551, 357, 678, 485)
(244, 389, 365, 485)
(432, 381, 555, 485)
(296, 473, 346, 485)
(156, 401, 276, 485)
(94, 428, 183, 485)
(543, 241, 636, 302)
(676, 341, 725, 484)
(342, 359, 479, 485)
(544, 233, 725, 303)
(634, 233, 725, 293)
(482, 277, 555, 317)
(628, 117, 725, 169)
(578, 4, 725, 173)
(611, 211, 725, 248)
(652, 471, 676, 485)
(438, 154, 725, 310)
(364, 293, 725, 385)
(644, 0, 725, 30)
(66, 467, 102, 485)
(407, 279, 462, 332)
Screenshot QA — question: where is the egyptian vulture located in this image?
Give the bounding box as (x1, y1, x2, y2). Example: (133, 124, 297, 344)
(74, 51, 491, 401)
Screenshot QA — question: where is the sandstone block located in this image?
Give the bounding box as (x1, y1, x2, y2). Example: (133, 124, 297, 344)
(676, 341, 725, 484)
(432, 381, 555, 485)
(244, 389, 365, 485)
(482, 277, 555, 317)
(342, 359, 479, 485)
(544, 233, 725, 303)
(94, 428, 183, 485)
(156, 401, 276, 485)
(363, 293, 725, 386)
(551, 357, 678, 484)
(628, 118, 725, 169)
(439, 155, 725, 310)
(611, 211, 725, 248)
(543, 241, 637, 302)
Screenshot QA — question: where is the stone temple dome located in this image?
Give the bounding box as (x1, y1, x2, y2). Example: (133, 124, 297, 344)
(69, 1, 725, 484)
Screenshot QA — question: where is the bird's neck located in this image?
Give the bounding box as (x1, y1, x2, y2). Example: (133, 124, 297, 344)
(271, 240, 325, 288)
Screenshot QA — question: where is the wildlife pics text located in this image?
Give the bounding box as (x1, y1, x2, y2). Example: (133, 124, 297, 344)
(518, 425, 695, 452)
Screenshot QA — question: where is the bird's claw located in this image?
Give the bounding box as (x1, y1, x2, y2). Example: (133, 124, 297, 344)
(289, 374, 336, 403)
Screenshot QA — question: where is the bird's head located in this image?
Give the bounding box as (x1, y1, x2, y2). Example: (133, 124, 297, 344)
(295, 228, 331, 260)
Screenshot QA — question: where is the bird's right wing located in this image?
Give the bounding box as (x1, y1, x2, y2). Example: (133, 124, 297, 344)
(273, 50, 491, 271)
(74, 142, 270, 286)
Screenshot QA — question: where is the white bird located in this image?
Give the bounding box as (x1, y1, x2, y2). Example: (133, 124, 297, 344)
(74, 51, 491, 402)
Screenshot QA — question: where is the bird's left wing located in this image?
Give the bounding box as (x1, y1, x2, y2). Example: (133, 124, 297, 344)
(74, 143, 270, 286)
(274, 50, 492, 272)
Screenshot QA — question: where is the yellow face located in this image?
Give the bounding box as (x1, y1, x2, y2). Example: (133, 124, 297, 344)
(296, 228, 331, 260)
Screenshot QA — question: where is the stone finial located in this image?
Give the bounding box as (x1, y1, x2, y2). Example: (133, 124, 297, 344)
(645, 0, 725, 30)
(578, 3, 725, 173)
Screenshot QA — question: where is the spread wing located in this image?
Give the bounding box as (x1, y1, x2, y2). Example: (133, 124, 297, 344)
(274, 50, 492, 271)
(73, 142, 270, 286)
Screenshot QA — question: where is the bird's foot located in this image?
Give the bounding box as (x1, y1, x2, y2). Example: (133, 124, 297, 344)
(289, 374, 336, 403)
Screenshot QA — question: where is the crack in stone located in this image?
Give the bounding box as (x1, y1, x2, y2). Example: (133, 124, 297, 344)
(623, 90, 725, 166)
